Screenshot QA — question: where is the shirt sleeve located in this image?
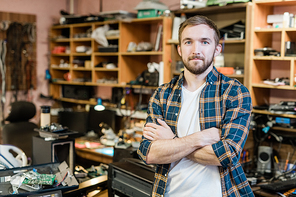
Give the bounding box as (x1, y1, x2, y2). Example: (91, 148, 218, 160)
(137, 87, 164, 164)
(212, 85, 252, 168)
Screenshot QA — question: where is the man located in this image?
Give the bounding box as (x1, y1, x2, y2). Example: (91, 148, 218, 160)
(137, 15, 254, 197)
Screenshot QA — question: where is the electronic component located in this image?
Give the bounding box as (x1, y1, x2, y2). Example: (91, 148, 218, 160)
(22, 171, 56, 185)
(260, 179, 296, 192)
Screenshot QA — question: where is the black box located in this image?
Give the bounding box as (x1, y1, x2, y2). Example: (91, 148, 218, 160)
(32, 136, 75, 173)
(98, 45, 118, 52)
(62, 85, 92, 100)
(108, 158, 154, 197)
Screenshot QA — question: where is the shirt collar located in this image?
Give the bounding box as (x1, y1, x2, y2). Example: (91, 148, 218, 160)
(206, 66, 219, 84)
(177, 66, 219, 87)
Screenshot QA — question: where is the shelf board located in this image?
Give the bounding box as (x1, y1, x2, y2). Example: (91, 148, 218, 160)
(71, 23, 93, 28)
(125, 85, 158, 89)
(52, 81, 86, 85)
(121, 51, 163, 55)
(51, 24, 71, 29)
(221, 39, 245, 44)
(72, 53, 92, 56)
(93, 68, 119, 71)
(52, 38, 70, 42)
(173, 2, 248, 15)
(271, 126, 296, 133)
(252, 83, 294, 90)
(51, 80, 71, 85)
(254, 0, 296, 6)
(72, 37, 92, 42)
(51, 67, 70, 70)
(254, 27, 296, 33)
(93, 52, 119, 56)
(253, 56, 293, 60)
(252, 109, 296, 118)
(51, 53, 70, 56)
(254, 28, 283, 32)
(226, 74, 244, 78)
(58, 98, 96, 105)
(127, 17, 164, 24)
(106, 36, 119, 40)
(81, 82, 123, 87)
(72, 67, 93, 71)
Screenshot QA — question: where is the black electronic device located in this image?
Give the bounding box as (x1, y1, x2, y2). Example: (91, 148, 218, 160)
(219, 21, 245, 40)
(113, 146, 139, 162)
(108, 158, 154, 197)
(131, 70, 159, 86)
(32, 136, 75, 173)
(62, 85, 92, 100)
(269, 101, 296, 115)
(260, 179, 296, 192)
(111, 87, 124, 105)
(254, 47, 280, 56)
(58, 111, 89, 134)
(285, 41, 296, 56)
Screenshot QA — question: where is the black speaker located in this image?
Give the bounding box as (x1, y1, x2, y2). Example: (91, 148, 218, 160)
(111, 87, 123, 104)
(257, 146, 273, 174)
(62, 85, 92, 100)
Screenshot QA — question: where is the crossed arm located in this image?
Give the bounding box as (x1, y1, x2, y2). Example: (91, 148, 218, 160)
(143, 118, 221, 166)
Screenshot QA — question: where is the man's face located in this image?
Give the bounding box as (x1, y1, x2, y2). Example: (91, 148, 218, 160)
(177, 24, 221, 75)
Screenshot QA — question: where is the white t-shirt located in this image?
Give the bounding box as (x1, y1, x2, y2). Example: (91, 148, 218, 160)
(165, 84, 222, 197)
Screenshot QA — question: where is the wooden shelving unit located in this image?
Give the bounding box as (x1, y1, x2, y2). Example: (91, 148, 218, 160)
(49, 17, 172, 104)
(169, 3, 252, 86)
(249, 0, 296, 111)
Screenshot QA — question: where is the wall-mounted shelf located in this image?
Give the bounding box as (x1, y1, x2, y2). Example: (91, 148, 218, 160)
(249, 0, 296, 107)
(50, 17, 172, 104)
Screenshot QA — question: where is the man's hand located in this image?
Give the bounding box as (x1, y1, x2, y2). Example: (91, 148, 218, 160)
(143, 119, 175, 141)
(197, 127, 221, 147)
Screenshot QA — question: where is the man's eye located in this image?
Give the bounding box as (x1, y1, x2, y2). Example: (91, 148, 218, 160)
(185, 41, 192, 45)
(202, 41, 209, 45)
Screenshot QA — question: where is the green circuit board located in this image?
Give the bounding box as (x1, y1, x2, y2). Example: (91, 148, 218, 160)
(22, 173, 56, 185)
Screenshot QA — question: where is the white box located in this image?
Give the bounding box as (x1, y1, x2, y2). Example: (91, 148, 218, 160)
(267, 14, 284, 24)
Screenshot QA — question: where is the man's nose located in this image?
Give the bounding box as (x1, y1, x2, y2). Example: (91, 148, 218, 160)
(192, 42, 201, 55)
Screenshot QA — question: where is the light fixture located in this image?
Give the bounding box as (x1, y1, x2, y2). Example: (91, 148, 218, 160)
(94, 98, 105, 111)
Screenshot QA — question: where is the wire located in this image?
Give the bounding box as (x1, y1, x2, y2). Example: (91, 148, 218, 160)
(56, 171, 68, 187)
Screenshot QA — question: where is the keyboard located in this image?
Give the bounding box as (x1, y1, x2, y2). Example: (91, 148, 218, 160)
(260, 179, 296, 192)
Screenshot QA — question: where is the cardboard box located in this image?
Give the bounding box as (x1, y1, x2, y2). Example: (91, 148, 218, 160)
(85, 60, 92, 68)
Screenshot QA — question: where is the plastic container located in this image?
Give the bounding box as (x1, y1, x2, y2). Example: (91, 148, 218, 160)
(40, 106, 51, 127)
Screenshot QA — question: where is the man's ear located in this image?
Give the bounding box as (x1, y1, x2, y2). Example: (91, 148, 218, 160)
(214, 44, 222, 57)
(177, 45, 182, 57)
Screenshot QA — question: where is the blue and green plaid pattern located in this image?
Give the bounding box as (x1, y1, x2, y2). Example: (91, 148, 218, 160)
(138, 67, 254, 197)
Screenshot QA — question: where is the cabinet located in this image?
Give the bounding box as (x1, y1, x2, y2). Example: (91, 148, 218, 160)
(49, 17, 172, 105)
(249, 1, 296, 108)
(169, 3, 252, 86)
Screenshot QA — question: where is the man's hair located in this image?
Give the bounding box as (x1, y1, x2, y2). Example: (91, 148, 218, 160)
(178, 15, 220, 46)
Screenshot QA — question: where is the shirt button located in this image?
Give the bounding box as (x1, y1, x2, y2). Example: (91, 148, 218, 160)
(210, 82, 213, 85)
(175, 113, 178, 116)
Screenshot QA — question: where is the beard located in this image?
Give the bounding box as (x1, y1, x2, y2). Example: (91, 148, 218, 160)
(183, 53, 215, 75)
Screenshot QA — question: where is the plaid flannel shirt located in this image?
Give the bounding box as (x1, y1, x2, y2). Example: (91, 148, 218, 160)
(137, 67, 254, 197)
